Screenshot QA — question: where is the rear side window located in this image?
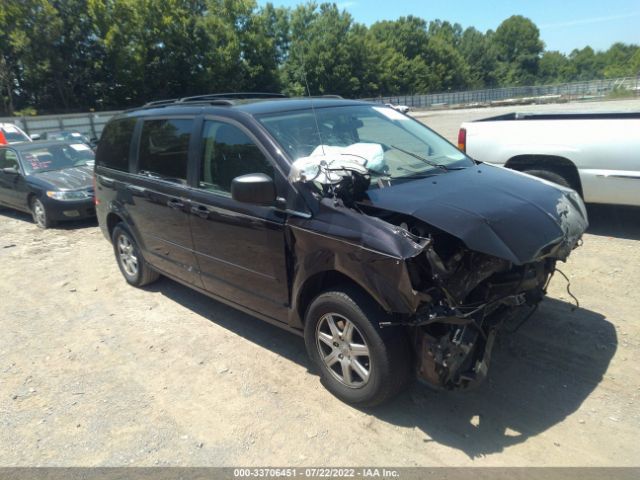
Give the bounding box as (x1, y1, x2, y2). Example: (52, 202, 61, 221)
(0, 149, 19, 169)
(138, 118, 193, 183)
(96, 118, 136, 171)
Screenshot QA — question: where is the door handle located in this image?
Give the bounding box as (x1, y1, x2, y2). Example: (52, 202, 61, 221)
(100, 176, 115, 187)
(191, 205, 210, 218)
(167, 198, 184, 209)
(126, 184, 145, 193)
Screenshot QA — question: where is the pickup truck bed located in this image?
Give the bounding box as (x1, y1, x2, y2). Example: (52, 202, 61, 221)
(459, 112, 640, 206)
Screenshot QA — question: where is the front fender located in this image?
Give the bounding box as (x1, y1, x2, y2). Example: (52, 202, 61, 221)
(287, 199, 427, 326)
(289, 225, 419, 315)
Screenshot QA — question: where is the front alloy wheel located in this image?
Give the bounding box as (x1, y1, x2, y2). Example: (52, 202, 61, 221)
(31, 197, 53, 229)
(304, 287, 410, 406)
(316, 313, 371, 388)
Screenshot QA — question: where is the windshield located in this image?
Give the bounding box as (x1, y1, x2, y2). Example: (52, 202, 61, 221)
(1, 126, 30, 144)
(20, 143, 95, 174)
(47, 131, 91, 144)
(257, 104, 473, 180)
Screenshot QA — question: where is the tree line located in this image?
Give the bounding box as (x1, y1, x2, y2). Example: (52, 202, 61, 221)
(1, 0, 639, 115)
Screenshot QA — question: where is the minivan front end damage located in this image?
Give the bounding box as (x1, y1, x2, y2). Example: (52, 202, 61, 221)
(290, 157, 588, 392)
(354, 216, 568, 391)
(398, 232, 557, 391)
(362, 200, 586, 390)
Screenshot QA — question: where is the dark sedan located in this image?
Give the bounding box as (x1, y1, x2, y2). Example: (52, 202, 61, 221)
(0, 140, 96, 228)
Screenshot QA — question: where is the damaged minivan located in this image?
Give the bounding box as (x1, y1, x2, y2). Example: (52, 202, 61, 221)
(95, 95, 588, 406)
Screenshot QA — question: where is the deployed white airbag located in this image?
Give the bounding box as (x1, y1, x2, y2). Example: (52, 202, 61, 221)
(289, 143, 384, 184)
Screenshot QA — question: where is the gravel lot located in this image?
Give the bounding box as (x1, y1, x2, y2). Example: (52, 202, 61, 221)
(1, 99, 639, 466)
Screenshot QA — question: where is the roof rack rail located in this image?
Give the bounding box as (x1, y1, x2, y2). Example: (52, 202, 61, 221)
(179, 92, 287, 102)
(188, 99, 235, 106)
(319, 94, 343, 99)
(143, 98, 180, 107)
(140, 92, 287, 109)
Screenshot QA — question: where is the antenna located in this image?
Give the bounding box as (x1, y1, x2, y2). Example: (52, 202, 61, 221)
(300, 64, 325, 156)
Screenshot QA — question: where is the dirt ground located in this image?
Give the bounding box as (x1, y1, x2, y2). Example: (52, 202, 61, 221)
(1, 100, 639, 467)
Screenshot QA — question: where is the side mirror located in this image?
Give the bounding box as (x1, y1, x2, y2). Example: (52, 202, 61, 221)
(1, 166, 19, 175)
(30, 133, 41, 141)
(231, 173, 276, 206)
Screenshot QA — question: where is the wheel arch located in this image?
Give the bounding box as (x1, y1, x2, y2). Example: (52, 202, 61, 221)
(293, 270, 386, 328)
(505, 154, 583, 195)
(105, 210, 144, 246)
(27, 191, 38, 207)
(106, 211, 124, 241)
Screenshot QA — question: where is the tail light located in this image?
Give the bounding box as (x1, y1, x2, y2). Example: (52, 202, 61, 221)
(457, 128, 466, 152)
(93, 174, 100, 205)
(0, 130, 6, 145)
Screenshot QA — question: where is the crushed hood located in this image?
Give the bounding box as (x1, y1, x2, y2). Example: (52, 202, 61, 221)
(30, 166, 93, 191)
(360, 164, 588, 265)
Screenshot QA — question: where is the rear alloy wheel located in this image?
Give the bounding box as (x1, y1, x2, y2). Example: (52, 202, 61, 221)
(304, 287, 410, 407)
(31, 197, 54, 229)
(117, 234, 139, 277)
(112, 223, 160, 287)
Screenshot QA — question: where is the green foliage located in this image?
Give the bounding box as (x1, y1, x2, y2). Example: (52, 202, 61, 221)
(0, 1, 638, 114)
(539, 51, 573, 84)
(281, 2, 356, 96)
(459, 27, 498, 88)
(13, 106, 38, 116)
(568, 47, 603, 81)
(493, 15, 544, 85)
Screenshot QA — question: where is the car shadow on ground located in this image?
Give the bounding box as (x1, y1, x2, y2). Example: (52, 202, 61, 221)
(0, 208, 97, 229)
(147, 278, 309, 366)
(150, 278, 615, 458)
(586, 204, 640, 241)
(373, 297, 615, 458)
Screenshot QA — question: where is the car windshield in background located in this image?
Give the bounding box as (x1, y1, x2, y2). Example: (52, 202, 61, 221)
(257, 105, 473, 181)
(20, 143, 95, 174)
(46, 131, 91, 144)
(3, 129, 30, 143)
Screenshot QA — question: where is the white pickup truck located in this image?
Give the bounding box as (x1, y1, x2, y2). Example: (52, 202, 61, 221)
(458, 112, 640, 206)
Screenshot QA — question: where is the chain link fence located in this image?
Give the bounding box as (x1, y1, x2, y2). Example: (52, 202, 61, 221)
(1, 76, 639, 138)
(362, 76, 640, 108)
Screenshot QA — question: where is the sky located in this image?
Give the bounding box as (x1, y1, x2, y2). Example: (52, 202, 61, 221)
(257, 0, 640, 53)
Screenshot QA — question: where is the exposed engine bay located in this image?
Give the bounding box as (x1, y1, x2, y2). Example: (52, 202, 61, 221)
(371, 212, 555, 390)
(290, 152, 588, 391)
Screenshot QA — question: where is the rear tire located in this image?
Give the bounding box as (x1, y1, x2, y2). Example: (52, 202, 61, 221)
(112, 223, 159, 287)
(523, 169, 571, 188)
(304, 286, 411, 407)
(31, 197, 55, 229)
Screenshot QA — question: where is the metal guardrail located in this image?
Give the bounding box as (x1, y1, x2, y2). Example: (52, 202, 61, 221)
(1, 76, 638, 138)
(363, 76, 640, 108)
(0, 110, 121, 139)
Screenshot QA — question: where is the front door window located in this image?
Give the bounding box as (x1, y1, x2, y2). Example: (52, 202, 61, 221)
(199, 121, 274, 195)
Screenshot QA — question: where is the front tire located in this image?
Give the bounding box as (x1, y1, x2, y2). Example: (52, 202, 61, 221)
(304, 287, 410, 407)
(112, 223, 159, 287)
(31, 197, 54, 229)
(523, 169, 571, 188)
